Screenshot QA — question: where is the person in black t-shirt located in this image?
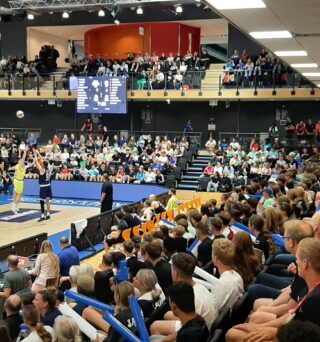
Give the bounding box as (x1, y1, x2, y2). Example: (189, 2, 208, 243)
(94, 254, 114, 304)
(4, 294, 23, 341)
(145, 241, 173, 295)
(83, 281, 137, 340)
(100, 174, 113, 213)
(169, 281, 209, 342)
(195, 221, 213, 267)
(249, 215, 270, 260)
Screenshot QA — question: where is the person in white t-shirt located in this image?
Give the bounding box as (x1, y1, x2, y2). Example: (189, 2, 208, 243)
(144, 167, 156, 183)
(230, 138, 241, 150)
(150, 252, 218, 339)
(209, 239, 244, 312)
(205, 137, 217, 153)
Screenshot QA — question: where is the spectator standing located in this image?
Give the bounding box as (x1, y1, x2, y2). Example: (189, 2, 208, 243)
(58, 236, 80, 291)
(100, 174, 113, 213)
(184, 120, 193, 133)
(166, 188, 179, 211)
(195, 222, 213, 267)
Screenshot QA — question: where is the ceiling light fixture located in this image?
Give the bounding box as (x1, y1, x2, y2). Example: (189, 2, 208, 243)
(291, 63, 318, 68)
(98, 9, 105, 17)
(302, 72, 320, 77)
(136, 7, 143, 14)
(176, 5, 183, 13)
(274, 50, 308, 57)
(62, 11, 69, 18)
(206, 0, 265, 10)
(317, 84, 320, 88)
(27, 13, 34, 20)
(249, 31, 292, 39)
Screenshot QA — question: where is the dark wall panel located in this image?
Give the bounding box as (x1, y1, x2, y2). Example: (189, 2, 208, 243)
(0, 99, 319, 143)
(228, 23, 262, 58)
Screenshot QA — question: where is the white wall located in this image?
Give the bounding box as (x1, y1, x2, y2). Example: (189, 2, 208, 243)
(27, 28, 70, 68)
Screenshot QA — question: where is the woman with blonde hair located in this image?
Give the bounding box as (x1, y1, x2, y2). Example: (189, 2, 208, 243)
(54, 316, 82, 342)
(133, 269, 165, 317)
(19, 304, 54, 342)
(30, 240, 60, 292)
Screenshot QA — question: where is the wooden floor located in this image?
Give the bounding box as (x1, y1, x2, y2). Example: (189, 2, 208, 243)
(0, 203, 99, 246)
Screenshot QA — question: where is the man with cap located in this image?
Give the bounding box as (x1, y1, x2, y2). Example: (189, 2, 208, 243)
(101, 173, 113, 213)
(258, 187, 276, 213)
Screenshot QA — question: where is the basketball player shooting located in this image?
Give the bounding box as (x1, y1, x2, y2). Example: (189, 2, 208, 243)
(33, 149, 53, 222)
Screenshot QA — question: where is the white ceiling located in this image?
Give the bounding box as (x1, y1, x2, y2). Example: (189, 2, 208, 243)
(29, 18, 228, 45)
(206, 0, 320, 85)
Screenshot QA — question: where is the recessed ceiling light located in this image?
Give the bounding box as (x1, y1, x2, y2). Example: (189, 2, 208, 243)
(98, 9, 105, 16)
(291, 63, 318, 68)
(206, 0, 265, 10)
(62, 11, 69, 18)
(176, 5, 183, 13)
(136, 7, 143, 14)
(302, 72, 320, 77)
(274, 50, 308, 57)
(250, 31, 292, 39)
(27, 13, 34, 20)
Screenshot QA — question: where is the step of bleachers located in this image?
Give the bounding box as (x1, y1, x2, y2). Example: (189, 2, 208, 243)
(177, 183, 199, 190)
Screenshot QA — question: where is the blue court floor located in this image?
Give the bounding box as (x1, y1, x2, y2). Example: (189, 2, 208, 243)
(0, 194, 130, 209)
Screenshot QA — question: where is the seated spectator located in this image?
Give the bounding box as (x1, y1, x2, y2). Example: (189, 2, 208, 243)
(29, 240, 60, 293)
(70, 275, 95, 315)
(195, 221, 212, 267)
(144, 240, 172, 295)
(168, 281, 209, 342)
(53, 316, 82, 342)
(226, 238, 320, 342)
(210, 216, 225, 239)
(4, 295, 23, 341)
(33, 287, 62, 327)
(205, 137, 217, 153)
(104, 212, 129, 247)
(133, 269, 165, 317)
(83, 281, 137, 338)
(232, 232, 261, 288)
(249, 215, 270, 260)
(21, 304, 54, 342)
(150, 252, 217, 338)
(94, 254, 114, 304)
(210, 239, 244, 312)
(207, 171, 221, 192)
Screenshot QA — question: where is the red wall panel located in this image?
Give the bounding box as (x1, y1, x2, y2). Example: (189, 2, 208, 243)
(84, 22, 200, 59)
(150, 23, 180, 56)
(179, 24, 200, 56)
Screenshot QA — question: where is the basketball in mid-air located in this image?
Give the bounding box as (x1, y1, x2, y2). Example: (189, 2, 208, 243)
(16, 110, 25, 119)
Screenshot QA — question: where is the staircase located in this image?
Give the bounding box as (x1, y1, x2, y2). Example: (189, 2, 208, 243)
(177, 155, 212, 190)
(202, 63, 225, 90)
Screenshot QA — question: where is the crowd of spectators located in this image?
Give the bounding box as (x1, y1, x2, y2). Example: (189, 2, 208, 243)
(68, 50, 210, 90)
(223, 48, 295, 88)
(0, 122, 192, 193)
(0, 46, 60, 79)
(1, 159, 320, 341)
(201, 120, 320, 193)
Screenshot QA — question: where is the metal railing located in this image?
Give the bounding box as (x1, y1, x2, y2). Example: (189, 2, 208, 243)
(55, 129, 203, 146)
(0, 69, 315, 95)
(0, 127, 42, 140)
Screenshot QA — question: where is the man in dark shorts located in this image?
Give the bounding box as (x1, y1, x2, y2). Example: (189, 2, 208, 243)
(34, 149, 52, 222)
(100, 173, 113, 213)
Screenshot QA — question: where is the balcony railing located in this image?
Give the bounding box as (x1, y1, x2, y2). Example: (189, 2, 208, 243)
(0, 69, 316, 96)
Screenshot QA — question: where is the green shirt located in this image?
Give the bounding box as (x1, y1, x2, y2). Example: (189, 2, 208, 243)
(4, 268, 30, 294)
(166, 195, 179, 211)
